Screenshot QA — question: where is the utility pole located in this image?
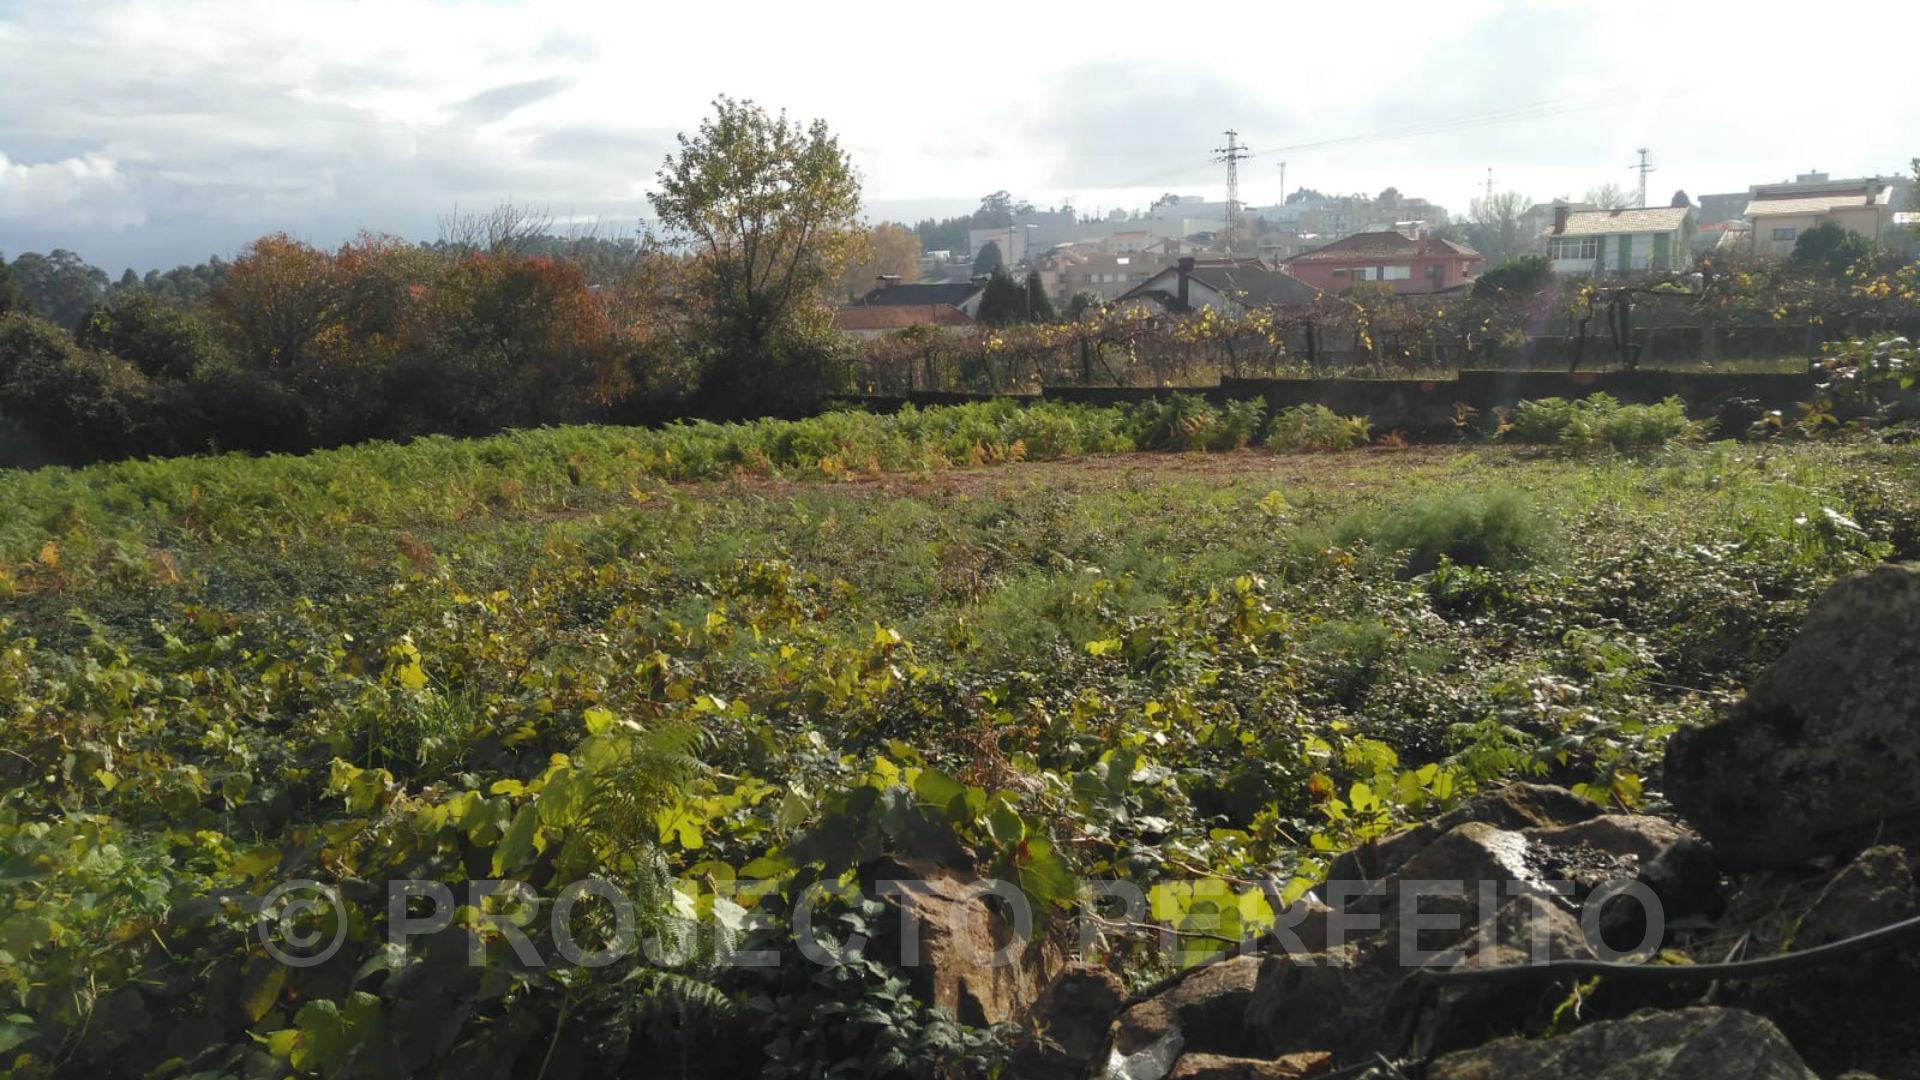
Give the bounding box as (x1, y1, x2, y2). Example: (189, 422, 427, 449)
(1278, 161, 1287, 206)
(1213, 129, 1250, 239)
(1485, 166, 1495, 203)
(1632, 148, 1656, 208)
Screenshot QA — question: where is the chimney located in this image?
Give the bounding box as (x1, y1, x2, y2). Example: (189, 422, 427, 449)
(1177, 256, 1195, 310)
(875, 274, 901, 290)
(1552, 204, 1570, 234)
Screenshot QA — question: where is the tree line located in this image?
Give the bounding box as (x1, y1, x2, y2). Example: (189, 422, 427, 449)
(0, 97, 880, 466)
(4, 105, 1914, 469)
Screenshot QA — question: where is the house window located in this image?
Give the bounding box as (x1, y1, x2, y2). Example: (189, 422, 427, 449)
(1548, 237, 1599, 261)
(1331, 268, 1348, 277)
(1772, 227, 1797, 242)
(1382, 265, 1411, 281)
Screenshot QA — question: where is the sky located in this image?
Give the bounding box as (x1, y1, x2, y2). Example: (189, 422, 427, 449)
(1, 0, 1915, 272)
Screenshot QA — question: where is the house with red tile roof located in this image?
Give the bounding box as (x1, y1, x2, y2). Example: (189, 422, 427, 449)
(1282, 231, 1482, 294)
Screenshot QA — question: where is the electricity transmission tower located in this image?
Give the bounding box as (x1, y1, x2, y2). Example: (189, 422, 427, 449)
(1213, 130, 1250, 234)
(1632, 148, 1656, 208)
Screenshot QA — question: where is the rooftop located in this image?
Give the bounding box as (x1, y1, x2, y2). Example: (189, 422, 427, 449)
(1284, 230, 1482, 262)
(1552, 207, 1691, 236)
(1744, 186, 1895, 217)
(856, 282, 983, 307)
(1117, 259, 1324, 310)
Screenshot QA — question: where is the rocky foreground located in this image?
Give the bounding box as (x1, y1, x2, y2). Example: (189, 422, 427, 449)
(864, 563, 1920, 1079)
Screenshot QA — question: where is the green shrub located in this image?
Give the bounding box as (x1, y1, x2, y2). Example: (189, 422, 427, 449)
(0, 313, 157, 462)
(1471, 255, 1551, 300)
(1264, 403, 1370, 452)
(1344, 488, 1552, 575)
(1508, 396, 1579, 443)
(1211, 398, 1269, 450)
(75, 291, 225, 382)
(1130, 393, 1218, 450)
(1508, 393, 1696, 453)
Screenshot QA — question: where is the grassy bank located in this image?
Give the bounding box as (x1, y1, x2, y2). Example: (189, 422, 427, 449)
(3, 405, 1918, 1076)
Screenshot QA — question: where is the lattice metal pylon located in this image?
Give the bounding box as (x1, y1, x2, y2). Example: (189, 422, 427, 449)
(1213, 130, 1250, 232)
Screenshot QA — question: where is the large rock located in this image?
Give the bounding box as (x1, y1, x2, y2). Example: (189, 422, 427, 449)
(1243, 895, 1597, 1063)
(1426, 1007, 1818, 1079)
(1013, 964, 1129, 1080)
(1106, 785, 1694, 1073)
(1109, 955, 1265, 1062)
(860, 856, 1065, 1027)
(1326, 782, 1599, 884)
(1795, 845, 1919, 951)
(1666, 562, 1920, 866)
(1167, 1051, 1333, 1079)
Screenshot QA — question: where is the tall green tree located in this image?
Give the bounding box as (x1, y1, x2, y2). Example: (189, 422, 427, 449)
(971, 241, 1004, 276)
(0, 254, 20, 316)
(651, 96, 861, 415)
(1025, 271, 1056, 322)
(7, 249, 110, 329)
(975, 268, 1029, 325)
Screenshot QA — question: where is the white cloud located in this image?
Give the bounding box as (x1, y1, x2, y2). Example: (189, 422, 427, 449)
(0, 151, 143, 229)
(0, 0, 1914, 269)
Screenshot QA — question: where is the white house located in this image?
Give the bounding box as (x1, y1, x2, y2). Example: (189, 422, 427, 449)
(1542, 205, 1692, 276)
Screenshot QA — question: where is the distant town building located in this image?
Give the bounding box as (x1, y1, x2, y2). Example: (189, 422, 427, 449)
(1540, 205, 1692, 276)
(1694, 192, 1749, 228)
(1284, 193, 1451, 243)
(1282, 231, 1482, 294)
(1743, 175, 1901, 258)
(967, 225, 1030, 265)
(1012, 208, 1082, 250)
(1045, 250, 1176, 304)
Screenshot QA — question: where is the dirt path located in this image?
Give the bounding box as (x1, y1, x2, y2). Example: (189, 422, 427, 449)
(675, 444, 1507, 502)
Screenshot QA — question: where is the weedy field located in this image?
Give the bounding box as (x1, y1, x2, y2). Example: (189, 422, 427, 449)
(3, 398, 1919, 1077)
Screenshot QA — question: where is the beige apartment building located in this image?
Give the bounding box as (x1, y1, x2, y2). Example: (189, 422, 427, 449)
(1744, 176, 1900, 257)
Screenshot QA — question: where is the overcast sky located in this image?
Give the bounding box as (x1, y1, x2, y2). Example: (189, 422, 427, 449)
(2, 0, 1915, 272)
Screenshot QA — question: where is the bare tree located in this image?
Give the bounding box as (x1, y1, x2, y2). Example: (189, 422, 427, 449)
(1585, 183, 1632, 210)
(1467, 190, 1531, 264)
(436, 202, 556, 254)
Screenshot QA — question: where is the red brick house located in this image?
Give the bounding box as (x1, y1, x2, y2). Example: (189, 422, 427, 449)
(1283, 231, 1482, 295)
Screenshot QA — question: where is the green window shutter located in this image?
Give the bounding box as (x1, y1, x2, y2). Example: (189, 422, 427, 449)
(1618, 234, 1632, 272)
(1652, 232, 1670, 270)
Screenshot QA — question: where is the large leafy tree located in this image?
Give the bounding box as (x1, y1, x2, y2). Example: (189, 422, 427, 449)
(7, 249, 110, 329)
(0, 254, 20, 315)
(76, 290, 224, 381)
(413, 253, 631, 431)
(837, 223, 922, 300)
(650, 96, 861, 414)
